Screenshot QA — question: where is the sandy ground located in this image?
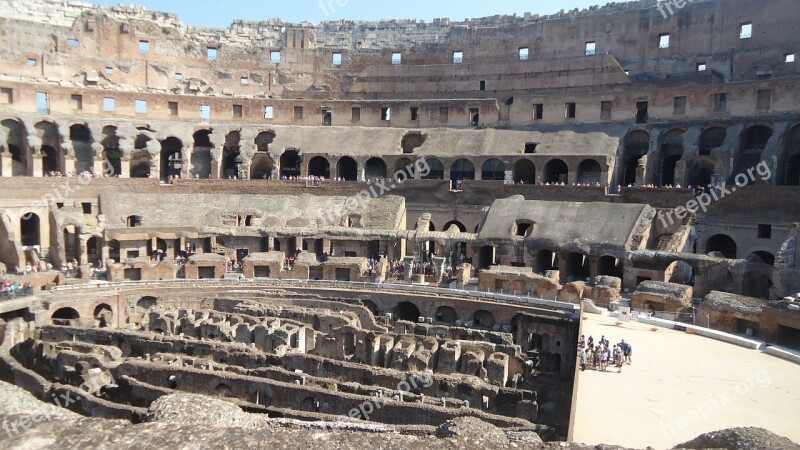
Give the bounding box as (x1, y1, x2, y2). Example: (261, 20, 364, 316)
(572, 314, 800, 449)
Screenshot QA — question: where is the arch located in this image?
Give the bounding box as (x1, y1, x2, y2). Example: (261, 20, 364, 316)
(93, 304, 113, 328)
(535, 250, 559, 274)
(513, 159, 536, 184)
(364, 158, 387, 180)
(101, 126, 121, 176)
(435, 306, 458, 323)
(51, 307, 80, 326)
(401, 132, 425, 154)
(622, 130, 649, 185)
(70, 124, 93, 174)
(3, 119, 29, 176)
(781, 125, 800, 185)
(35, 121, 62, 175)
(473, 310, 495, 328)
(393, 301, 420, 322)
(741, 272, 773, 299)
(658, 129, 685, 186)
(577, 159, 602, 185)
(699, 126, 727, 156)
(732, 125, 773, 185)
(308, 156, 330, 178)
(108, 240, 121, 262)
(20, 213, 40, 247)
(450, 158, 475, 180)
(566, 253, 590, 282)
(130, 148, 151, 178)
(222, 131, 242, 179)
(443, 221, 466, 233)
(705, 234, 737, 259)
(63, 225, 80, 261)
(422, 158, 443, 180)
(136, 296, 157, 312)
(280, 150, 301, 178)
(255, 131, 276, 152)
(41, 146, 60, 175)
(687, 158, 714, 188)
(747, 251, 775, 266)
(597, 255, 623, 279)
(215, 383, 233, 397)
(478, 245, 495, 270)
(393, 157, 416, 180)
(190, 130, 213, 179)
(160, 137, 183, 181)
(481, 158, 505, 181)
(336, 156, 358, 181)
(250, 153, 274, 180)
(362, 300, 379, 316)
(86, 236, 101, 266)
(544, 159, 568, 184)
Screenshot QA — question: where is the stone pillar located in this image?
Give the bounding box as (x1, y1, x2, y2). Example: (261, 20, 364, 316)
(557, 252, 570, 285)
(403, 255, 415, 280)
(120, 159, 130, 178)
(101, 243, 110, 266)
(433, 256, 446, 283)
(358, 167, 366, 182)
(567, 170, 577, 185)
(31, 150, 43, 177)
(674, 160, 687, 187)
(588, 255, 600, 279)
(93, 158, 105, 176)
(0, 153, 11, 177)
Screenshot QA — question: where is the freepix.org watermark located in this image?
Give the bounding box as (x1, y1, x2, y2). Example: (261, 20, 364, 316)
(348, 372, 434, 420)
(319, 0, 348, 17)
(656, 0, 699, 19)
(658, 161, 771, 228)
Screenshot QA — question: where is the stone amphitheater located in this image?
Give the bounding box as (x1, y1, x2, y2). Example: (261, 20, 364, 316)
(0, 0, 799, 448)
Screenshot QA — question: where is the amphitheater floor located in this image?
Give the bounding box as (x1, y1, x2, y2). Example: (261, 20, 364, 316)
(572, 314, 800, 449)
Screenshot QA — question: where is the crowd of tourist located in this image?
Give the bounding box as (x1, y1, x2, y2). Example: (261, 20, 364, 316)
(1, 280, 34, 299)
(510, 180, 604, 187)
(578, 334, 632, 373)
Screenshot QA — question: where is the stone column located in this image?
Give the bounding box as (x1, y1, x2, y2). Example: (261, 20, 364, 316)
(557, 252, 570, 285)
(119, 159, 130, 178)
(31, 148, 43, 177)
(403, 255, 415, 280)
(588, 255, 600, 279)
(432, 256, 446, 283)
(0, 153, 11, 177)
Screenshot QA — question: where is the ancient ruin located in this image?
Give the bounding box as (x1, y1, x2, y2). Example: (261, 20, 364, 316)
(0, 0, 799, 447)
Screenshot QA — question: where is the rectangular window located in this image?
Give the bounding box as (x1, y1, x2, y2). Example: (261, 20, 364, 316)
(585, 41, 596, 56)
(519, 47, 529, 60)
(207, 47, 218, 61)
(139, 40, 150, 54)
(565, 102, 576, 119)
(533, 103, 543, 120)
(392, 52, 402, 65)
(127, 251, 140, 259)
(333, 52, 343, 66)
(233, 104, 243, 118)
(786, 53, 796, 63)
(135, 99, 147, 114)
(0, 88, 12, 104)
(758, 224, 772, 239)
(240, 77, 249, 85)
(81, 203, 92, 214)
(175, 73, 184, 81)
(740, 23, 753, 39)
(201, 104, 211, 123)
(756, 89, 771, 110)
(294, 106, 303, 120)
(351, 107, 361, 121)
(169, 101, 178, 116)
(439, 107, 449, 123)
(103, 97, 115, 112)
(674, 96, 687, 115)
(67, 39, 80, 47)
(659, 34, 670, 49)
(71, 94, 83, 110)
(524, 143, 538, 154)
(264, 106, 274, 119)
(453, 51, 463, 64)
(36, 92, 48, 115)
(714, 93, 728, 112)
(410, 107, 419, 121)
(600, 100, 612, 120)
(104, 67, 114, 75)
(27, 58, 37, 67)
(697, 63, 707, 71)
(480, 80, 486, 91)
(270, 51, 281, 64)
(381, 107, 391, 121)
(636, 101, 649, 124)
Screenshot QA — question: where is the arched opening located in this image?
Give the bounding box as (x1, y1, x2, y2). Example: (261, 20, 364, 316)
(280, 150, 301, 178)
(401, 132, 425, 154)
(130, 145, 151, 178)
(687, 158, 714, 188)
(147, 238, 168, 258)
(362, 300, 379, 316)
(86, 236, 101, 267)
(51, 307, 80, 326)
(160, 137, 183, 181)
(577, 159, 602, 185)
(63, 225, 80, 261)
(513, 159, 536, 184)
(215, 384, 233, 397)
(478, 245, 495, 270)
(544, 159, 568, 184)
(667, 261, 694, 285)
(450, 159, 475, 180)
(706, 234, 737, 259)
(597, 255, 623, 279)
(473, 310, 495, 328)
(308, 156, 330, 178)
(365, 158, 387, 180)
(700, 127, 726, 156)
(109, 240, 121, 263)
(3, 119, 28, 176)
(481, 158, 505, 181)
(222, 131, 242, 179)
(255, 131, 275, 152)
(732, 125, 773, 185)
(93, 304, 113, 328)
(622, 130, 649, 185)
(393, 302, 421, 322)
(41, 146, 58, 175)
(535, 250, 559, 274)
(781, 125, 800, 186)
(566, 253, 591, 282)
(659, 129, 685, 186)
(741, 272, 773, 299)
(435, 306, 458, 323)
(443, 221, 466, 233)
(20, 214, 40, 247)
(190, 130, 213, 179)
(337, 156, 358, 181)
(422, 158, 443, 180)
(747, 251, 775, 266)
(515, 220, 534, 237)
(36, 121, 62, 175)
(101, 126, 121, 176)
(136, 296, 157, 313)
(70, 124, 93, 174)
(250, 153, 274, 180)
(393, 157, 416, 180)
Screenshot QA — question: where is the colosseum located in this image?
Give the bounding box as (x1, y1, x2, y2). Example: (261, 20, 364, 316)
(0, 0, 799, 448)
